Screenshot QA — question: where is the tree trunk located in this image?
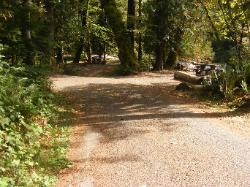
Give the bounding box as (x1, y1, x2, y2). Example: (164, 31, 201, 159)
(44, 0, 55, 64)
(22, 0, 35, 65)
(165, 28, 184, 68)
(11, 54, 17, 65)
(100, 0, 138, 71)
(85, 4, 92, 64)
(73, 0, 90, 64)
(73, 41, 84, 64)
(165, 50, 177, 68)
(127, 0, 135, 49)
(153, 42, 165, 71)
(174, 71, 203, 84)
(138, 0, 142, 64)
(56, 46, 64, 64)
(86, 39, 92, 64)
(103, 44, 106, 63)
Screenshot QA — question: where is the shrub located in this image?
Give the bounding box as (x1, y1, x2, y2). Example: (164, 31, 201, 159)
(139, 55, 153, 72)
(0, 61, 69, 186)
(112, 64, 135, 76)
(203, 64, 249, 99)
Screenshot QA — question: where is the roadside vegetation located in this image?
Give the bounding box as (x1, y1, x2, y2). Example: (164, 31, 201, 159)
(0, 62, 70, 186)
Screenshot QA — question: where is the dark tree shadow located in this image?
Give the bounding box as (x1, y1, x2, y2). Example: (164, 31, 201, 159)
(60, 83, 249, 147)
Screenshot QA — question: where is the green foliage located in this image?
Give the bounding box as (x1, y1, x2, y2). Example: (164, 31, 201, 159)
(180, 29, 214, 61)
(241, 80, 248, 93)
(202, 0, 249, 64)
(1, 0, 249, 99)
(88, 0, 115, 56)
(63, 64, 84, 75)
(112, 64, 135, 76)
(101, 0, 138, 70)
(142, 0, 198, 68)
(203, 64, 249, 99)
(0, 61, 70, 186)
(139, 54, 153, 71)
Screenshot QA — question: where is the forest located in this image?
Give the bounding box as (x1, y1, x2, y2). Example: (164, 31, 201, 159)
(0, 0, 250, 186)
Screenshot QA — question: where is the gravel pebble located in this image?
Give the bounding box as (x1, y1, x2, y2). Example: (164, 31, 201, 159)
(52, 72, 250, 187)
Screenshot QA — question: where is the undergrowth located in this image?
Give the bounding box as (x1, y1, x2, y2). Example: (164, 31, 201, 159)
(0, 62, 71, 186)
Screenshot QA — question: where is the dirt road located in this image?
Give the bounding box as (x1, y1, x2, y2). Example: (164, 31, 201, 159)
(52, 70, 250, 187)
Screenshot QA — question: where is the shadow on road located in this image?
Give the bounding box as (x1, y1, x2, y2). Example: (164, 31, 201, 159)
(61, 83, 247, 147)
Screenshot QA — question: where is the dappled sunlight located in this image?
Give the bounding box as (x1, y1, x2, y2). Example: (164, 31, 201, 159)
(52, 79, 249, 162)
(55, 71, 250, 187)
(51, 72, 179, 91)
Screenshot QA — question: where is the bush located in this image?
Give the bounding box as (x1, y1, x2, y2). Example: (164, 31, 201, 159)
(63, 64, 84, 75)
(0, 62, 70, 186)
(203, 65, 249, 99)
(112, 64, 135, 76)
(139, 55, 153, 72)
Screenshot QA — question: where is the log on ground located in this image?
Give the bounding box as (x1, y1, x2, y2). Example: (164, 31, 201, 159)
(174, 71, 203, 84)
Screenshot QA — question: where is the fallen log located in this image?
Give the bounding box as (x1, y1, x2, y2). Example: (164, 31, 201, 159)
(190, 84, 204, 92)
(174, 71, 203, 84)
(176, 82, 204, 92)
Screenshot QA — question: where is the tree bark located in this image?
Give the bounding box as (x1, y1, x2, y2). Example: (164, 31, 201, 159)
(100, 0, 138, 71)
(73, 0, 91, 64)
(138, 0, 142, 64)
(56, 46, 64, 64)
(86, 39, 92, 64)
(103, 44, 106, 63)
(22, 0, 35, 65)
(165, 50, 177, 68)
(73, 41, 84, 64)
(44, 0, 55, 64)
(127, 0, 135, 49)
(153, 42, 165, 71)
(165, 28, 184, 68)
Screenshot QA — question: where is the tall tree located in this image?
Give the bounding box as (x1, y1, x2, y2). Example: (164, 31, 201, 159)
(144, 0, 197, 70)
(44, 0, 55, 64)
(138, 0, 142, 64)
(201, 0, 249, 64)
(73, 0, 91, 64)
(144, 1, 170, 70)
(56, 45, 64, 64)
(100, 0, 138, 72)
(198, 0, 220, 41)
(165, 28, 184, 68)
(22, 0, 35, 65)
(127, 0, 136, 49)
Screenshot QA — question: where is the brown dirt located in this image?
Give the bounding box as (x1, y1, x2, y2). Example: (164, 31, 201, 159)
(51, 65, 250, 187)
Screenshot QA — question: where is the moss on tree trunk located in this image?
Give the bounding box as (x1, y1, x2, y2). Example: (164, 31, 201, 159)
(100, 0, 138, 72)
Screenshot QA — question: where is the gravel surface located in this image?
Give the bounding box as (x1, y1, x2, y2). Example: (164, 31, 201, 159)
(52, 71, 250, 187)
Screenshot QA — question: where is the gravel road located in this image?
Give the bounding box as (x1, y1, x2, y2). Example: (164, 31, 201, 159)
(52, 71, 250, 187)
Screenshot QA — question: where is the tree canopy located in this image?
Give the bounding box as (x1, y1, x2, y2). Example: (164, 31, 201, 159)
(0, 0, 249, 72)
